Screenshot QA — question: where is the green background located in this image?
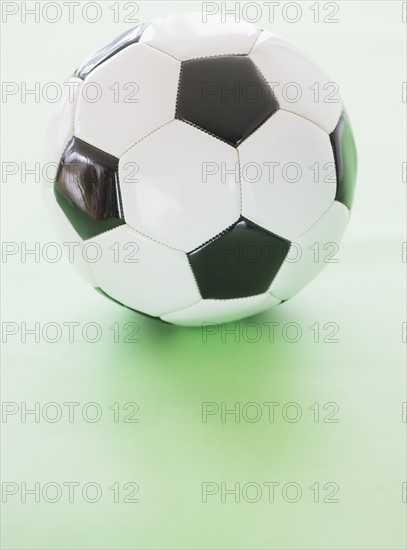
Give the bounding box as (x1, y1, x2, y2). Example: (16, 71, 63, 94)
(1, 1, 406, 548)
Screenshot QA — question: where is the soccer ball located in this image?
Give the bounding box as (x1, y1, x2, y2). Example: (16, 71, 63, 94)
(43, 12, 357, 326)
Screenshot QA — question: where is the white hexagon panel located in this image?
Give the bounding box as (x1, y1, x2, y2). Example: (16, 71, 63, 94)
(238, 110, 337, 241)
(88, 225, 201, 317)
(161, 293, 281, 326)
(249, 32, 342, 134)
(140, 12, 261, 60)
(119, 120, 241, 252)
(269, 201, 350, 300)
(75, 43, 180, 158)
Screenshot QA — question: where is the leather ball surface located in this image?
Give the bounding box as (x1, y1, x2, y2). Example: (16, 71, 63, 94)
(43, 12, 357, 326)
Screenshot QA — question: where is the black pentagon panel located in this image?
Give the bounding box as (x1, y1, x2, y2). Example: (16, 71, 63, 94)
(54, 137, 125, 240)
(74, 23, 147, 80)
(330, 112, 357, 209)
(188, 217, 290, 299)
(176, 55, 279, 146)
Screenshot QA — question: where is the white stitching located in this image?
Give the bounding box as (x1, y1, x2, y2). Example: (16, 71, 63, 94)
(247, 28, 263, 55)
(162, 293, 276, 320)
(142, 42, 182, 61)
(279, 108, 327, 133)
(236, 147, 243, 214)
(120, 119, 175, 156)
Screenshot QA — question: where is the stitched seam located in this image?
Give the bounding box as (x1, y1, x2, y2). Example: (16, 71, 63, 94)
(266, 202, 337, 291)
(236, 147, 243, 214)
(86, 223, 202, 303)
(212, 294, 270, 302)
(175, 60, 184, 121)
(177, 119, 237, 148)
(122, 222, 185, 253)
(82, 219, 184, 253)
(163, 293, 274, 319)
(237, 107, 275, 146)
(143, 31, 263, 62)
(73, 136, 119, 164)
(268, 291, 283, 302)
(143, 42, 182, 61)
(114, 172, 125, 220)
(269, 202, 336, 289)
(239, 213, 289, 243)
(199, 294, 273, 303)
(161, 298, 203, 317)
(85, 223, 203, 300)
(71, 77, 84, 139)
(279, 108, 327, 133)
(120, 119, 175, 156)
(181, 52, 248, 63)
(78, 222, 126, 242)
(51, 195, 122, 244)
(188, 218, 239, 254)
(247, 28, 263, 55)
(294, 201, 335, 240)
(186, 265, 203, 300)
(267, 252, 289, 291)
